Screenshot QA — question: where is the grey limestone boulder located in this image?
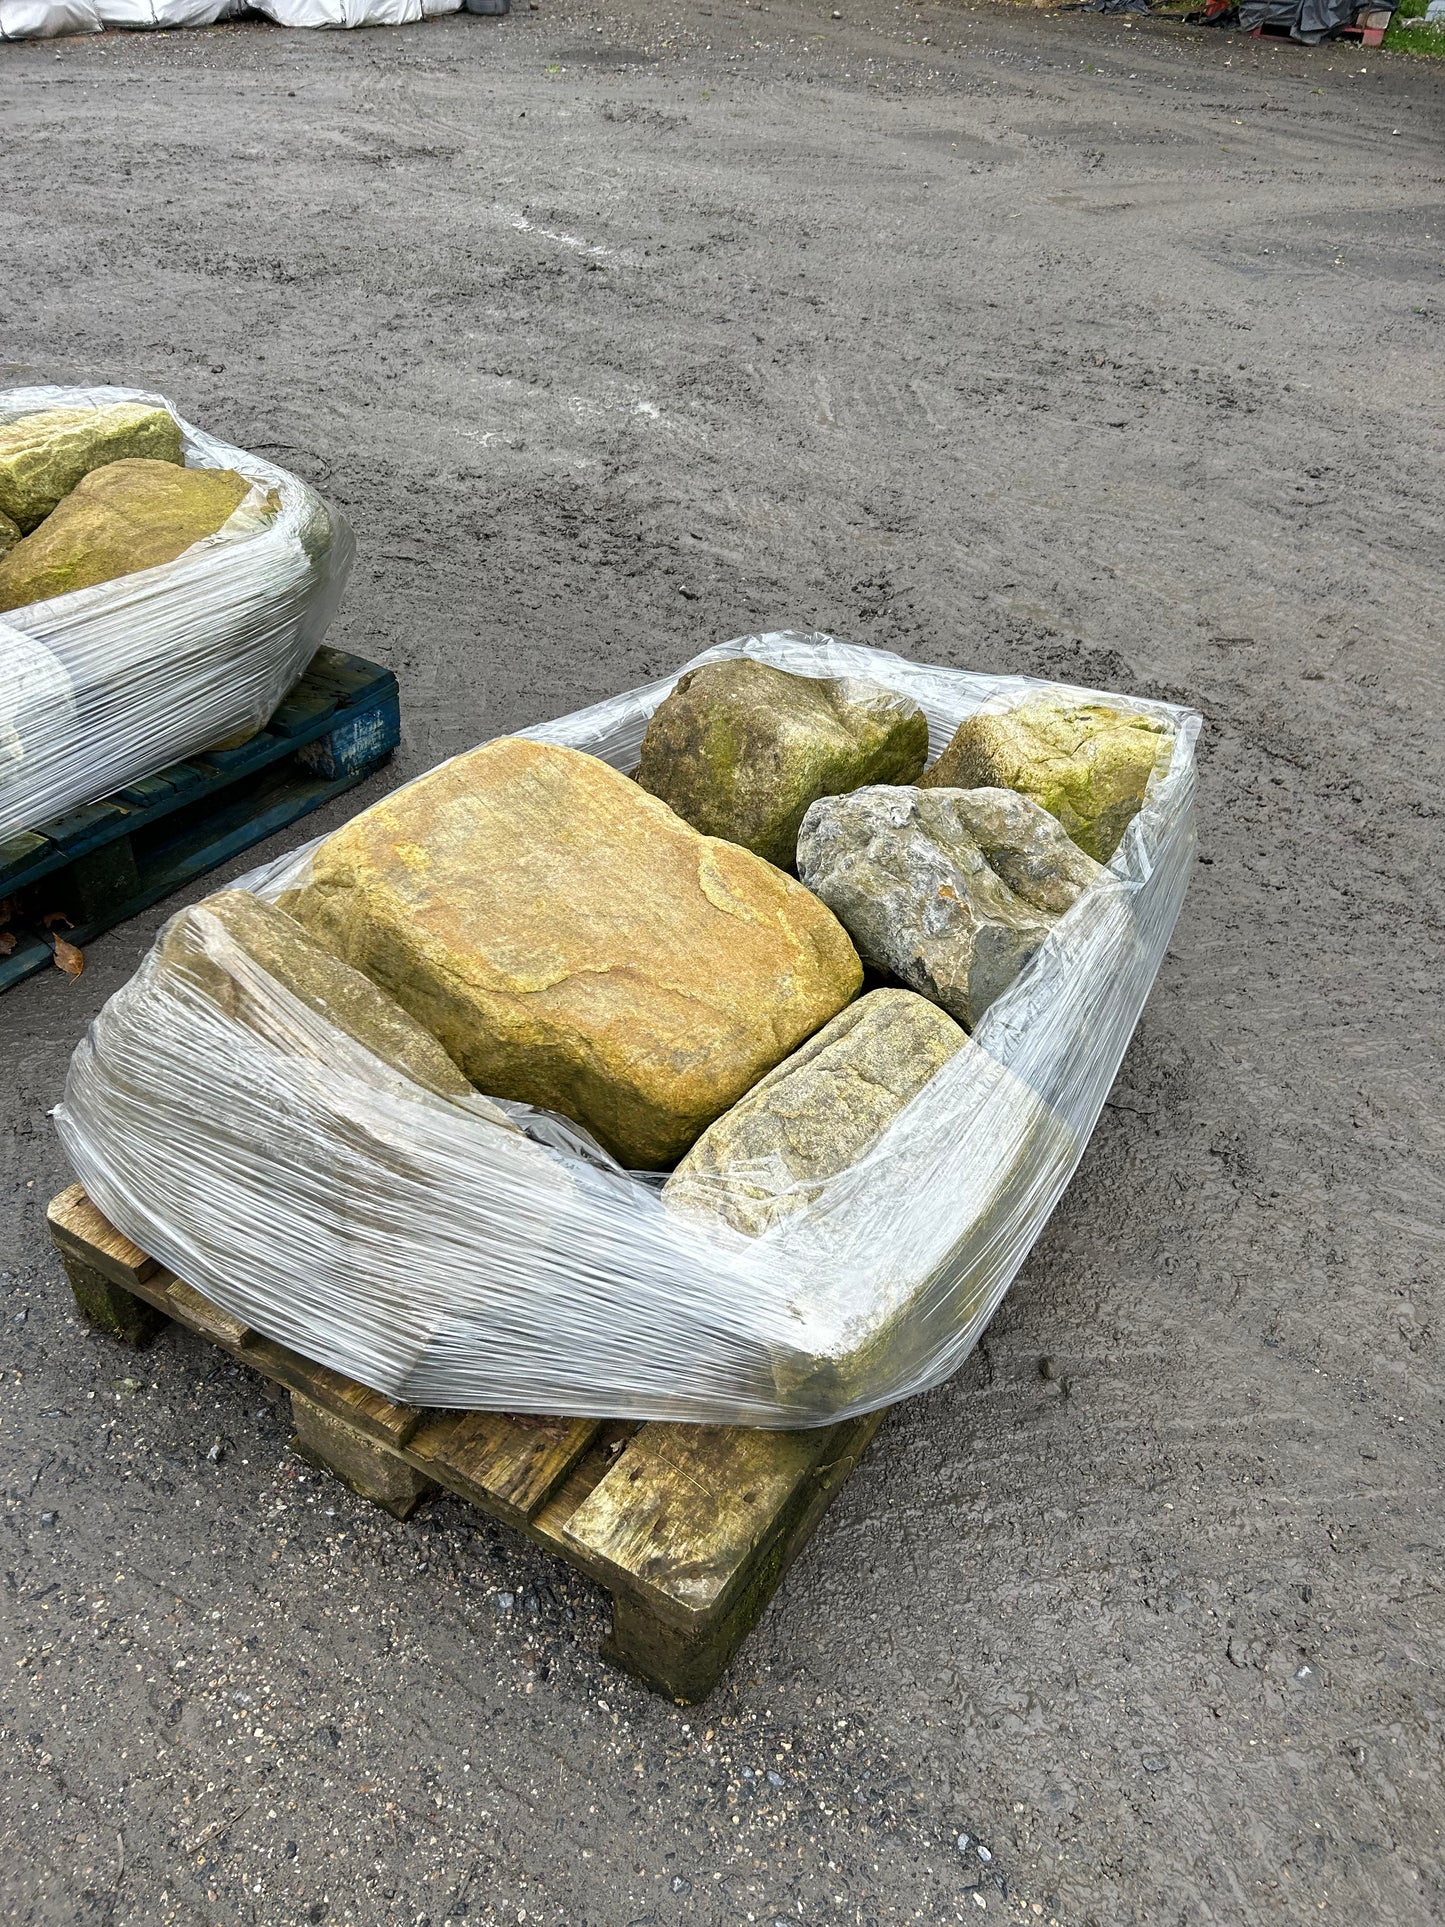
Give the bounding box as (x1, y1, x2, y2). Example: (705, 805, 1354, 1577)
(796, 784, 1106, 1030)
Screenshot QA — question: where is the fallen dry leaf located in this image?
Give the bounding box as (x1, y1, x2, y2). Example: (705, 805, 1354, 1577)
(51, 936, 84, 979)
(0, 932, 15, 957)
(41, 909, 73, 932)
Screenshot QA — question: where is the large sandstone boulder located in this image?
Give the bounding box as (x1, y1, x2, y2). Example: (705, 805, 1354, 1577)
(160, 890, 503, 1109)
(797, 784, 1105, 1031)
(0, 459, 251, 613)
(635, 658, 930, 870)
(0, 402, 183, 533)
(664, 988, 969, 1236)
(920, 696, 1171, 863)
(282, 738, 862, 1168)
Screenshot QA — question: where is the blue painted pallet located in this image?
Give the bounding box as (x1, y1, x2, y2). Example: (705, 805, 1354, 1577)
(0, 648, 400, 992)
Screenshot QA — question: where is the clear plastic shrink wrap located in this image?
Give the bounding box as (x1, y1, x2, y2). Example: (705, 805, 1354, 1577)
(0, 386, 352, 837)
(0, 0, 460, 35)
(56, 633, 1198, 1427)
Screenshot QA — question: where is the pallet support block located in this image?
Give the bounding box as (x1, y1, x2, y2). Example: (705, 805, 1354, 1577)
(290, 1391, 438, 1520)
(59, 1248, 168, 1348)
(46, 1185, 885, 1701)
(50, 1183, 168, 1347)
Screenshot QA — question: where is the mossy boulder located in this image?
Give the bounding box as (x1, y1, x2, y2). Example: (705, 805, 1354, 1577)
(0, 507, 20, 558)
(664, 988, 969, 1237)
(282, 737, 862, 1169)
(0, 459, 250, 613)
(797, 784, 1105, 1031)
(920, 696, 1171, 863)
(0, 402, 183, 533)
(635, 658, 930, 870)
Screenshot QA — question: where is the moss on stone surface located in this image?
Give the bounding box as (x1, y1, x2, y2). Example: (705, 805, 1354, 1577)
(0, 402, 183, 533)
(636, 658, 930, 870)
(921, 697, 1170, 862)
(664, 989, 969, 1236)
(282, 737, 862, 1169)
(798, 784, 1106, 1031)
(0, 458, 249, 613)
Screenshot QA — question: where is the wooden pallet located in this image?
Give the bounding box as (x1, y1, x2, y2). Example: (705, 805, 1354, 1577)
(0, 647, 400, 992)
(48, 1186, 884, 1703)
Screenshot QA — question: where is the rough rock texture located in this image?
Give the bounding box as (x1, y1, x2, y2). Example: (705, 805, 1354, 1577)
(664, 987, 968, 1235)
(0, 458, 250, 613)
(921, 696, 1171, 863)
(160, 890, 501, 1108)
(0, 401, 182, 532)
(283, 737, 862, 1167)
(635, 657, 929, 869)
(798, 784, 1105, 1030)
(0, 506, 20, 557)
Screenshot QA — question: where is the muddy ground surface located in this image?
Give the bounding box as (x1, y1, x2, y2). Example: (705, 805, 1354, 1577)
(1, 3, 1441, 1923)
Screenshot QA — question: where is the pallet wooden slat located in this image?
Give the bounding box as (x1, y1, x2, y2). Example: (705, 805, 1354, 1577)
(564, 1421, 848, 1620)
(408, 1412, 602, 1528)
(48, 1182, 161, 1291)
(47, 1188, 883, 1701)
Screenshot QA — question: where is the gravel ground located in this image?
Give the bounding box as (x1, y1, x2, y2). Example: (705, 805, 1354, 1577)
(1, 4, 1441, 1924)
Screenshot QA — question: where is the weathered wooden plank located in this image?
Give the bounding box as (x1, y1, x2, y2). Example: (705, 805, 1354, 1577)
(48, 1184, 161, 1292)
(164, 1277, 253, 1352)
(408, 1412, 601, 1528)
(599, 1411, 884, 1700)
(47, 1185, 886, 1702)
(290, 1392, 436, 1521)
(562, 1417, 881, 1627)
(244, 1335, 421, 1448)
(37, 798, 133, 858)
(0, 827, 53, 890)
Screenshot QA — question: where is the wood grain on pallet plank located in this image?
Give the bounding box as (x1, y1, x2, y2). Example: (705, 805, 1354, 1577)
(561, 1420, 869, 1625)
(408, 1412, 601, 1528)
(47, 1186, 887, 1700)
(242, 1336, 422, 1448)
(291, 1392, 435, 1521)
(48, 1184, 160, 1291)
(598, 1411, 884, 1701)
(165, 1277, 252, 1352)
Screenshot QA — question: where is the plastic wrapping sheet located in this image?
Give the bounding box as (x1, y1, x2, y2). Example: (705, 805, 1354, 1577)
(56, 633, 1199, 1427)
(0, 386, 352, 839)
(0, 0, 101, 32)
(0, 0, 459, 28)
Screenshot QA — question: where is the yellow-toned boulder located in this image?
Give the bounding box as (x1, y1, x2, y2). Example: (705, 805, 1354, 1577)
(0, 402, 183, 532)
(283, 739, 863, 1168)
(664, 989, 969, 1236)
(160, 891, 491, 1106)
(0, 459, 251, 613)
(921, 697, 1171, 863)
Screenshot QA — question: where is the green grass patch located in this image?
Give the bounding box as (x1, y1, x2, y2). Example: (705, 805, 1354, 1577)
(1385, 0, 1445, 54)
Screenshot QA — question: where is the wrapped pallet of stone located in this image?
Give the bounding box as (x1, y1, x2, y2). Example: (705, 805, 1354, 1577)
(0, 385, 352, 838)
(55, 632, 1199, 1426)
